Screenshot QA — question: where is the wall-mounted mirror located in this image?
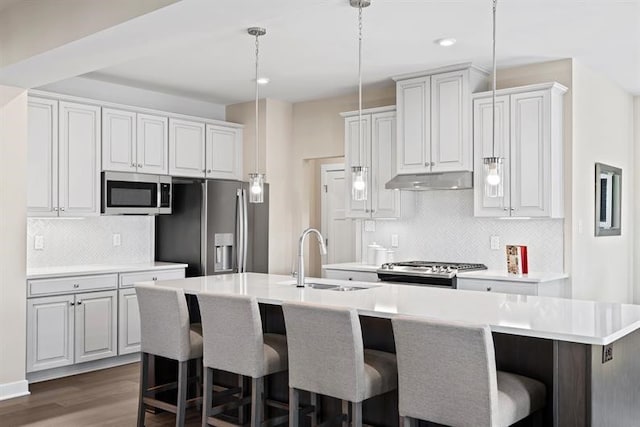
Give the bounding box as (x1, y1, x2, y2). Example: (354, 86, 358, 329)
(595, 163, 621, 236)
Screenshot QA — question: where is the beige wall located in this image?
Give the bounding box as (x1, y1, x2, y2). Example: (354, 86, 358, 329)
(571, 62, 635, 303)
(0, 86, 28, 398)
(0, 0, 178, 67)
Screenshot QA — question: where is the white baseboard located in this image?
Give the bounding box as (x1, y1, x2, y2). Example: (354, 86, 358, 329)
(27, 353, 140, 384)
(0, 379, 30, 401)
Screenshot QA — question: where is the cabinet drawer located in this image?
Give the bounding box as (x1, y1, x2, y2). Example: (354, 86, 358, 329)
(28, 274, 118, 297)
(119, 268, 185, 288)
(457, 279, 537, 296)
(323, 269, 379, 283)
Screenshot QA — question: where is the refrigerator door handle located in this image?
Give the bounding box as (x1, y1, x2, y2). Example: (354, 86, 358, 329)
(236, 188, 244, 273)
(242, 188, 249, 272)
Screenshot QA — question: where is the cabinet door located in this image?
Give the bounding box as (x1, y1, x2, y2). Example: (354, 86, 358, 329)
(169, 118, 205, 178)
(59, 101, 101, 216)
(118, 289, 141, 355)
(396, 77, 430, 174)
(27, 97, 59, 217)
(27, 295, 75, 372)
(431, 70, 472, 172)
(344, 115, 371, 218)
(75, 291, 117, 363)
(371, 111, 400, 218)
(205, 124, 242, 180)
(137, 113, 168, 174)
(510, 90, 551, 217)
(102, 108, 136, 173)
(473, 95, 511, 217)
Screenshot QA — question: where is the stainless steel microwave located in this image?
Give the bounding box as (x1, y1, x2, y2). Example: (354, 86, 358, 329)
(101, 171, 171, 215)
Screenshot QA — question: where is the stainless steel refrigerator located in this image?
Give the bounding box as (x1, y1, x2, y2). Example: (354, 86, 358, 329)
(155, 179, 269, 277)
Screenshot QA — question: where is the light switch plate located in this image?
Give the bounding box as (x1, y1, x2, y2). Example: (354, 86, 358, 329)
(34, 235, 44, 250)
(112, 233, 121, 247)
(364, 220, 376, 232)
(490, 235, 500, 250)
(391, 234, 399, 248)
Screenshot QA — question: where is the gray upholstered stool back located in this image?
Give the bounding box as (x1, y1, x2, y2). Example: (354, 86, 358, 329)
(392, 315, 499, 426)
(197, 293, 266, 378)
(282, 301, 366, 402)
(135, 284, 194, 362)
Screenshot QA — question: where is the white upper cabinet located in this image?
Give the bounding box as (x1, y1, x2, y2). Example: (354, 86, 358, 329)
(102, 109, 169, 174)
(137, 113, 169, 174)
(59, 101, 101, 216)
(102, 108, 136, 173)
(343, 107, 400, 219)
(205, 124, 243, 180)
(394, 64, 488, 175)
(27, 97, 58, 216)
(169, 118, 206, 178)
(473, 83, 567, 218)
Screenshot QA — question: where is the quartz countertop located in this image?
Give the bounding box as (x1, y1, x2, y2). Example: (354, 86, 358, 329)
(140, 273, 640, 346)
(27, 262, 188, 280)
(457, 270, 569, 283)
(322, 263, 380, 272)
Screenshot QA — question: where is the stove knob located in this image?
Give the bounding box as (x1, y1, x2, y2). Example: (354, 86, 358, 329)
(381, 264, 389, 270)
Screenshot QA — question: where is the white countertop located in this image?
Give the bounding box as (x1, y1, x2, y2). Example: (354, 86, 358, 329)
(27, 262, 188, 280)
(322, 263, 380, 272)
(141, 273, 640, 346)
(457, 270, 569, 283)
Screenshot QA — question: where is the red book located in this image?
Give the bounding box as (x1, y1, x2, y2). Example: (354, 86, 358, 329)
(520, 246, 528, 274)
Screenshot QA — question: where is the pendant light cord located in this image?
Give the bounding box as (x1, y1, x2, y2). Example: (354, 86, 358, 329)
(358, 3, 363, 161)
(254, 33, 260, 175)
(491, 0, 497, 157)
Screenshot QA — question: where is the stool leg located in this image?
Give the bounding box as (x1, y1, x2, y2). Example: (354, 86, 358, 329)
(310, 392, 318, 427)
(238, 375, 246, 425)
(351, 401, 362, 427)
(251, 377, 264, 427)
(400, 416, 415, 427)
(196, 360, 202, 411)
(202, 367, 213, 427)
(137, 352, 148, 427)
(341, 400, 349, 427)
(289, 387, 299, 426)
(176, 361, 188, 427)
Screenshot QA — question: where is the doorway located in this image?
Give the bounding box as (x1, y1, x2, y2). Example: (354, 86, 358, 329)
(321, 164, 355, 266)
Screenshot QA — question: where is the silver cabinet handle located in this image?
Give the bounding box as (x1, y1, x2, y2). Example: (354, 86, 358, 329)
(207, 169, 212, 173)
(53, 207, 59, 211)
(138, 163, 142, 168)
(510, 208, 516, 211)
(131, 163, 136, 167)
(73, 284, 79, 288)
(503, 207, 509, 211)
(152, 277, 157, 281)
(487, 287, 492, 292)
(60, 207, 65, 211)
(77, 300, 82, 305)
(70, 301, 75, 306)
(424, 162, 429, 166)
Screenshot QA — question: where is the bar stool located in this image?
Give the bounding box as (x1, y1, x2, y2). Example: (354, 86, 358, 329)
(135, 283, 204, 427)
(391, 315, 546, 427)
(282, 301, 398, 427)
(197, 293, 289, 427)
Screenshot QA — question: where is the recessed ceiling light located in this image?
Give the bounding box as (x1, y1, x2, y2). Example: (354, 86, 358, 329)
(256, 77, 270, 85)
(435, 38, 457, 47)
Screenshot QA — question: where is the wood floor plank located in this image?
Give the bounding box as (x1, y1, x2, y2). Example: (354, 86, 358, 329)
(2, 362, 203, 427)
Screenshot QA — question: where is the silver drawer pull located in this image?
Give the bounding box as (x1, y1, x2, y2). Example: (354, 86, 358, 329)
(486, 287, 492, 292)
(77, 300, 82, 305)
(70, 302, 75, 306)
(152, 277, 158, 281)
(73, 284, 79, 288)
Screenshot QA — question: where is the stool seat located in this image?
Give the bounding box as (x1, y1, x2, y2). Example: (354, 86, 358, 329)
(263, 333, 288, 376)
(497, 371, 546, 427)
(363, 349, 398, 401)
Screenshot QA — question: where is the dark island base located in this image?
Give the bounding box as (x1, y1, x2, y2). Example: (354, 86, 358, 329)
(147, 296, 640, 427)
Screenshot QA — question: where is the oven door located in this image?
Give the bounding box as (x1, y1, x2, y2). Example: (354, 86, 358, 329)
(102, 172, 164, 215)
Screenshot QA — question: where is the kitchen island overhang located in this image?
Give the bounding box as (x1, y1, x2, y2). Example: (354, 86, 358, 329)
(138, 273, 640, 427)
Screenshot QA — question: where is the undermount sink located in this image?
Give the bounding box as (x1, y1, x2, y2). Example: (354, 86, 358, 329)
(302, 282, 370, 292)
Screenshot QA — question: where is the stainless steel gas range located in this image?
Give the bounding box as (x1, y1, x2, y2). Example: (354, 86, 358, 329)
(377, 261, 488, 288)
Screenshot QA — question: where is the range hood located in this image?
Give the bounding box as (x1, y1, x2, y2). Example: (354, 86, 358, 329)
(385, 171, 473, 191)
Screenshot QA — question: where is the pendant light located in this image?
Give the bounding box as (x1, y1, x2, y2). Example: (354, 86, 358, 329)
(483, 0, 504, 198)
(248, 27, 266, 203)
(350, 0, 371, 202)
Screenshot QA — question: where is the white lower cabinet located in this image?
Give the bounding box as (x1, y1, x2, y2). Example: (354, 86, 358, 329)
(118, 289, 141, 355)
(323, 269, 379, 283)
(457, 278, 565, 297)
(27, 295, 75, 372)
(75, 291, 118, 363)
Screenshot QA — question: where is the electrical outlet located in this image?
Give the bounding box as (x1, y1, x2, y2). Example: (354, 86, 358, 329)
(602, 344, 613, 363)
(490, 235, 500, 250)
(34, 235, 44, 250)
(391, 234, 399, 248)
(364, 220, 376, 232)
(112, 233, 121, 247)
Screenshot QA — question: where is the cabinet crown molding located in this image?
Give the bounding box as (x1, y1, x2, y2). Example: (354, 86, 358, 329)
(472, 81, 569, 99)
(340, 105, 395, 117)
(392, 62, 489, 82)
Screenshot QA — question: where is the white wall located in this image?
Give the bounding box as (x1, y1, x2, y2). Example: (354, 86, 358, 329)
(571, 61, 635, 303)
(27, 217, 154, 268)
(633, 97, 640, 303)
(0, 86, 28, 400)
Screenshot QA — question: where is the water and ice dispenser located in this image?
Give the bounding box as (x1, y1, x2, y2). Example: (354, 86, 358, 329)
(214, 233, 234, 272)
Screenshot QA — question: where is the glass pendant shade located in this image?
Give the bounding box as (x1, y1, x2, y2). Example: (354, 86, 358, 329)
(351, 166, 368, 201)
(483, 157, 503, 198)
(249, 173, 265, 204)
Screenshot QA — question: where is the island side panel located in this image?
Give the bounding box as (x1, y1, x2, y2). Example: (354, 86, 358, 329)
(554, 341, 590, 427)
(590, 329, 640, 427)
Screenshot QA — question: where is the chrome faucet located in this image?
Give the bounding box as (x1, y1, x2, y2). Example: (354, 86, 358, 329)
(297, 228, 327, 287)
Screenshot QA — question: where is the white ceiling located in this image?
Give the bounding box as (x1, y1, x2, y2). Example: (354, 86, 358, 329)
(0, 0, 20, 12)
(81, 0, 640, 105)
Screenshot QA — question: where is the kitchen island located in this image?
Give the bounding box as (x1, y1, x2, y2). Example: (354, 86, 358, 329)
(141, 273, 640, 427)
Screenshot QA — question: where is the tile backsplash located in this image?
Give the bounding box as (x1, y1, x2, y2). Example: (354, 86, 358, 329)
(363, 190, 564, 272)
(27, 217, 154, 268)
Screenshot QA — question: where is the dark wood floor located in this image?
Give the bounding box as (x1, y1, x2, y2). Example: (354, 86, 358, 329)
(0, 363, 202, 427)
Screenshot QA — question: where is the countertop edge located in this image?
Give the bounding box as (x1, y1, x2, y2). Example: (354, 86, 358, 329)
(27, 262, 189, 280)
(457, 270, 569, 283)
